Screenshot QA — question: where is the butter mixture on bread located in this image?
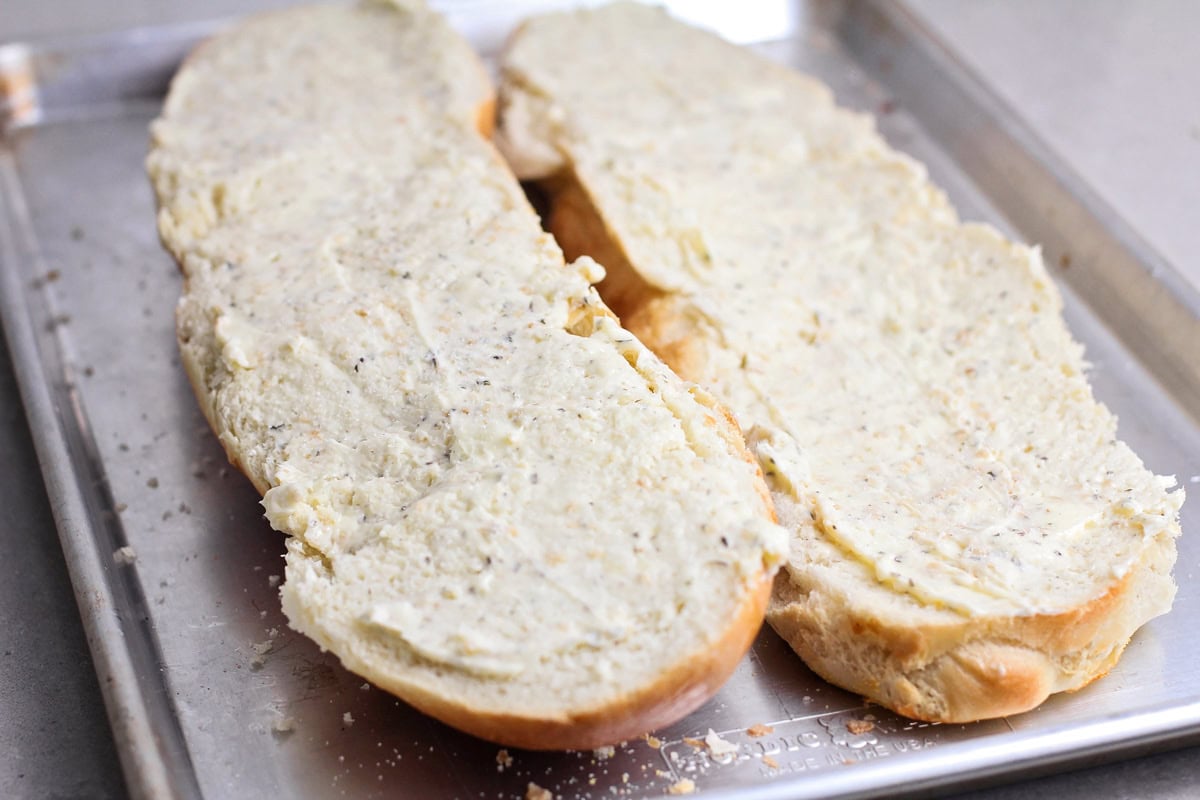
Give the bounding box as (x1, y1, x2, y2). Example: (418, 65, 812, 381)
(148, 0, 785, 748)
(497, 2, 1183, 722)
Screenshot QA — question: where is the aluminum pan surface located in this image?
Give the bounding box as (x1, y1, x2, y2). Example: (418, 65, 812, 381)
(0, 3, 1197, 798)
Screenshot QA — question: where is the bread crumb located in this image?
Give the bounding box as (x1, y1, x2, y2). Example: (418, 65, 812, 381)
(644, 735, 661, 749)
(762, 755, 779, 769)
(342, 712, 355, 727)
(746, 724, 774, 737)
(682, 737, 704, 749)
(250, 640, 273, 669)
(593, 745, 615, 760)
(268, 574, 282, 588)
(704, 729, 739, 757)
(271, 717, 296, 735)
(496, 748, 513, 771)
(525, 782, 552, 800)
(846, 719, 875, 735)
(113, 546, 138, 565)
(360, 682, 371, 691)
(667, 778, 696, 795)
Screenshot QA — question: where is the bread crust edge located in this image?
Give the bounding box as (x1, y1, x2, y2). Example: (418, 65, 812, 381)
(286, 570, 773, 750)
(767, 535, 1176, 722)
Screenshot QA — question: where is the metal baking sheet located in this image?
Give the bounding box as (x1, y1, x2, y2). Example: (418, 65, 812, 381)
(1, 2, 1197, 798)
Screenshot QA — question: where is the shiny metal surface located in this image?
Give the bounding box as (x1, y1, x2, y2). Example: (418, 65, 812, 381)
(0, 3, 1196, 798)
(0, 301, 128, 800)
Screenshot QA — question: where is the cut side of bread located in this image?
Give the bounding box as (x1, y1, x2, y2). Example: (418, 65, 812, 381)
(496, 2, 1184, 722)
(147, 0, 786, 749)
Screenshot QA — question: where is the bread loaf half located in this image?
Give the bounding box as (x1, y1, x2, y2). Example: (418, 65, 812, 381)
(496, 2, 1184, 722)
(147, 0, 786, 749)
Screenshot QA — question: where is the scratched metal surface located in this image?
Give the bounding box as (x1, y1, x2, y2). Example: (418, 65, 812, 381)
(0, 2, 1197, 799)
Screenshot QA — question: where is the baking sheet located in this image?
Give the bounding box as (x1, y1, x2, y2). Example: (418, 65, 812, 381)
(1, 2, 1198, 798)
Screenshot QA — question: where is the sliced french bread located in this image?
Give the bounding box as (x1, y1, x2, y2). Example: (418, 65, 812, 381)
(147, 0, 786, 749)
(496, 2, 1184, 722)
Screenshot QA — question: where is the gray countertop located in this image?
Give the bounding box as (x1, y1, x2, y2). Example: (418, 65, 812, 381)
(1, 1, 1197, 798)
(908, 0, 1200, 294)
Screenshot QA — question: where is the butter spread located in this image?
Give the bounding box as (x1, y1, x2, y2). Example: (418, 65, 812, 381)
(149, 0, 785, 687)
(500, 3, 1184, 617)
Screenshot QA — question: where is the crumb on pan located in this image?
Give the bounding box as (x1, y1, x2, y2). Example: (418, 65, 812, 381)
(762, 755, 779, 769)
(496, 748, 513, 771)
(746, 723, 774, 737)
(667, 777, 696, 795)
(846, 719, 875, 735)
(342, 712, 355, 727)
(704, 729, 738, 757)
(249, 640, 273, 669)
(525, 782, 553, 800)
(113, 546, 138, 565)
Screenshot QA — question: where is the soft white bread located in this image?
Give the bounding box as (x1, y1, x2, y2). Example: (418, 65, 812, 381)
(147, 0, 786, 749)
(496, 2, 1184, 722)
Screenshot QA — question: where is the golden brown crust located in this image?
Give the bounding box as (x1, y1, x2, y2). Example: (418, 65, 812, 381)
(475, 95, 497, 139)
(352, 572, 772, 750)
(546, 176, 709, 380)
(545, 175, 662, 322)
(766, 526, 1175, 722)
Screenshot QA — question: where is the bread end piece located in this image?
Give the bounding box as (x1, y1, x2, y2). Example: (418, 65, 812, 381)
(284, 555, 773, 750)
(768, 523, 1177, 722)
